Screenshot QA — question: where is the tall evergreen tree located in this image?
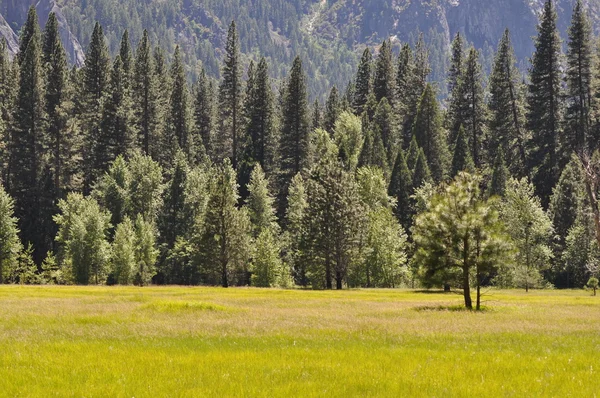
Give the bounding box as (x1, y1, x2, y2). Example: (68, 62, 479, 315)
(527, 0, 563, 207)
(167, 47, 194, 160)
(0, 39, 15, 184)
(43, 12, 74, 198)
(118, 30, 133, 85)
(353, 48, 372, 115)
(279, 56, 310, 210)
(18, 6, 40, 64)
(10, 16, 49, 264)
(324, 86, 341, 134)
(133, 30, 160, 158)
(488, 29, 528, 175)
(451, 126, 475, 177)
(246, 164, 278, 237)
(462, 47, 486, 167)
(412, 148, 433, 190)
(98, 56, 136, 172)
(372, 98, 397, 166)
(448, 32, 464, 96)
(0, 184, 21, 284)
(411, 83, 448, 182)
(488, 149, 509, 197)
(396, 44, 416, 146)
(193, 68, 214, 160)
(81, 23, 111, 190)
(216, 21, 242, 168)
(373, 39, 394, 104)
(564, 0, 592, 154)
(388, 149, 413, 230)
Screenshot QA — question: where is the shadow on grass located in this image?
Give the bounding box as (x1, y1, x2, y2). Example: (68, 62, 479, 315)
(413, 304, 490, 312)
(413, 289, 458, 295)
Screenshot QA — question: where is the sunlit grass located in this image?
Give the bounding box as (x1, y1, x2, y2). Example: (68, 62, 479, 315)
(0, 286, 598, 397)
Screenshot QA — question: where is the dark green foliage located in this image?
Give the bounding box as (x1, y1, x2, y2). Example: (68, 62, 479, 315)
(388, 150, 413, 230)
(396, 44, 416, 146)
(324, 86, 341, 134)
(166, 47, 194, 161)
(564, 0, 593, 154)
(216, 21, 243, 168)
(372, 98, 397, 166)
(451, 126, 475, 177)
(373, 39, 394, 104)
(488, 30, 528, 175)
(412, 148, 433, 190)
(527, 0, 563, 207)
(406, 135, 420, 171)
(462, 47, 486, 167)
(353, 48, 372, 115)
(488, 149, 509, 197)
(411, 84, 448, 182)
(194, 69, 214, 160)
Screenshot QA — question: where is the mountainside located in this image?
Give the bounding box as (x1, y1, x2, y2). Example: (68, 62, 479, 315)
(0, 0, 598, 97)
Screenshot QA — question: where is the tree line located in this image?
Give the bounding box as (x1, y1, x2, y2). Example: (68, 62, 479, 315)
(1, 2, 600, 301)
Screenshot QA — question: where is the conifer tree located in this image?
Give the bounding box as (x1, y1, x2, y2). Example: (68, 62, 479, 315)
(152, 46, 170, 165)
(488, 29, 528, 174)
(43, 12, 74, 198)
(451, 126, 475, 177)
(133, 30, 160, 158)
(527, 0, 563, 207)
(159, 153, 189, 250)
(0, 39, 15, 184)
(411, 83, 448, 182)
(388, 149, 413, 230)
(448, 32, 464, 96)
(246, 164, 278, 237)
(167, 47, 194, 161)
(406, 135, 420, 171)
(0, 184, 21, 284)
(353, 48, 372, 115)
(242, 58, 277, 175)
(324, 86, 341, 134)
(10, 14, 49, 264)
(412, 148, 433, 190)
(311, 99, 322, 131)
(217, 21, 242, 168)
(396, 44, 416, 145)
(462, 47, 486, 167)
(98, 56, 136, 172)
(18, 7, 40, 64)
(81, 23, 111, 190)
(373, 97, 397, 165)
(488, 149, 509, 197)
(285, 173, 307, 284)
(194, 68, 214, 160)
(564, 0, 592, 154)
(118, 30, 133, 85)
(412, 33, 431, 97)
(279, 56, 310, 209)
(373, 39, 394, 104)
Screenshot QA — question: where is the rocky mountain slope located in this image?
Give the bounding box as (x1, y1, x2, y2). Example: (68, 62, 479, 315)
(0, 0, 598, 97)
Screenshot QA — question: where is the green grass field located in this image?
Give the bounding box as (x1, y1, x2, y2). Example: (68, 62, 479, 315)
(1, 286, 598, 397)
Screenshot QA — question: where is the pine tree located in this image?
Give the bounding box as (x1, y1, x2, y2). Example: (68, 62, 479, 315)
(527, 0, 563, 207)
(98, 56, 136, 173)
(0, 39, 15, 184)
(18, 6, 40, 64)
(311, 99, 322, 131)
(43, 12, 74, 198)
(406, 135, 420, 171)
(451, 126, 475, 177)
(413, 33, 431, 96)
(118, 30, 133, 86)
(373, 39, 394, 104)
(324, 86, 341, 134)
(412, 148, 433, 190)
(10, 16, 49, 265)
(448, 32, 464, 96)
(411, 83, 448, 182)
(81, 23, 111, 190)
(488, 149, 509, 197)
(193, 68, 214, 160)
(0, 184, 21, 284)
(159, 153, 189, 250)
(353, 48, 372, 115)
(216, 21, 242, 168)
(388, 149, 413, 230)
(242, 57, 277, 175)
(133, 30, 160, 158)
(564, 0, 592, 154)
(279, 56, 310, 209)
(462, 47, 486, 167)
(167, 47, 194, 161)
(152, 46, 170, 166)
(246, 164, 278, 237)
(488, 29, 528, 175)
(373, 97, 397, 166)
(396, 43, 416, 146)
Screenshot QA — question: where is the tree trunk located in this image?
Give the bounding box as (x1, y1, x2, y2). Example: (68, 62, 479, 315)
(325, 254, 332, 290)
(336, 271, 342, 290)
(462, 236, 472, 310)
(444, 284, 450, 292)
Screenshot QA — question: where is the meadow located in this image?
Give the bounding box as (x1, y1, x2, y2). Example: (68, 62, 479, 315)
(0, 286, 598, 397)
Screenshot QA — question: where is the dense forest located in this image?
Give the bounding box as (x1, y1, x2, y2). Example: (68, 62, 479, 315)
(1, 1, 600, 306)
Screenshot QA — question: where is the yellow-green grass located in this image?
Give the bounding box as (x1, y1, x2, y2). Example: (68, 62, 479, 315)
(0, 286, 598, 397)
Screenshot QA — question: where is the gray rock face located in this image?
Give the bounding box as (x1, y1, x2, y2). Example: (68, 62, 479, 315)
(0, 0, 85, 66)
